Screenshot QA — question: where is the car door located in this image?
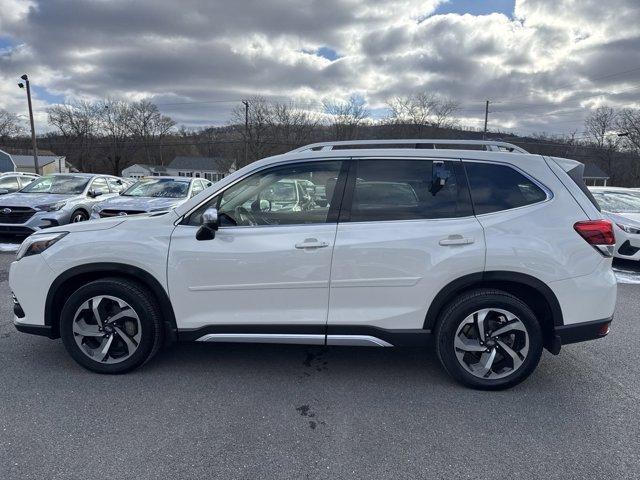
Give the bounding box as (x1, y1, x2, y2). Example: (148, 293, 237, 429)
(326, 158, 486, 341)
(168, 159, 347, 338)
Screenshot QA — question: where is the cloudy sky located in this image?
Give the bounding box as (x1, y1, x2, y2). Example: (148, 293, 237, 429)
(1, 0, 639, 136)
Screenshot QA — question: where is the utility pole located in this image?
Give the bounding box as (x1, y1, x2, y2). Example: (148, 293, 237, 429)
(241, 100, 249, 167)
(17, 74, 39, 175)
(482, 100, 490, 140)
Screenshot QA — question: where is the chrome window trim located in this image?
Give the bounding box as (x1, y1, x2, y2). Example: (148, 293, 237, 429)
(175, 154, 554, 225)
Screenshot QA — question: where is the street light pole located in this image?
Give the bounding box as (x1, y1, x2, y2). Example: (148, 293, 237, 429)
(18, 74, 39, 175)
(242, 100, 249, 168)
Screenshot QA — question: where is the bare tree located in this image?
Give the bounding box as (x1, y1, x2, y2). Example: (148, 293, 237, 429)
(127, 100, 176, 165)
(47, 101, 100, 171)
(231, 96, 275, 166)
(323, 95, 369, 140)
(616, 108, 640, 182)
(386, 92, 459, 134)
(585, 106, 618, 149)
(97, 99, 134, 175)
(617, 109, 640, 151)
(0, 109, 24, 142)
(584, 106, 620, 179)
(271, 102, 321, 146)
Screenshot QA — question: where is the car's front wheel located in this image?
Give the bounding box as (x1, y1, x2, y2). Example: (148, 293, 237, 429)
(436, 289, 543, 390)
(70, 209, 89, 223)
(60, 278, 163, 373)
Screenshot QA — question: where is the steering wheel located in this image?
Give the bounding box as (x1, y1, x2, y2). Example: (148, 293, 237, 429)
(235, 206, 258, 226)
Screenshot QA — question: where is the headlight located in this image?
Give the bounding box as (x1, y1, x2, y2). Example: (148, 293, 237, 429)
(616, 223, 640, 235)
(34, 201, 66, 212)
(16, 232, 68, 261)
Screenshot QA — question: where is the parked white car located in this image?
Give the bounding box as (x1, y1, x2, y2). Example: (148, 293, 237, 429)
(90, 176, 212, 219)
(589, 186, 640, 262)
(10, 140, 617, 389)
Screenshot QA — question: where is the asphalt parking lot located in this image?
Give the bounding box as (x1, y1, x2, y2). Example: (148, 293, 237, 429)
(1, 248, 639, 480)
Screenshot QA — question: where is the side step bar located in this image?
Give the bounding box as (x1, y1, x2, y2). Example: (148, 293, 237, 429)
(196, 333, 393, 347)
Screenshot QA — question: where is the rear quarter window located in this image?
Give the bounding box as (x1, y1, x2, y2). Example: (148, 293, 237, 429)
(464, 162, 548, 215)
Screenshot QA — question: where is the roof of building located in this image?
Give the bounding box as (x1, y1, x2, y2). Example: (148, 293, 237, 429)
(11, 154, 59, 168)
(583, 163, 609, 179)
(168, 156, 229, 172)
(124, 163, 169, 173)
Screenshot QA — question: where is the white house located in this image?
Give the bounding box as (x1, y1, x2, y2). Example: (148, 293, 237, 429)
(123, 157, 232, 181)
(168, 156, 232, 182)
(121, 164, 171, 179)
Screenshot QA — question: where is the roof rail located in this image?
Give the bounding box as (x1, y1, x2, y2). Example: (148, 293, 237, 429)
(289, 139, 529, 154)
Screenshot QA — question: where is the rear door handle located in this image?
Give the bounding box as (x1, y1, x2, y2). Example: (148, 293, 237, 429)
(439, 235, 474, 246)
(295, 238, 329, 249)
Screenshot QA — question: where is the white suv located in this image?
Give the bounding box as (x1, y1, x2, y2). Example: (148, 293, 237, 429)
(9, 140, 617, 389)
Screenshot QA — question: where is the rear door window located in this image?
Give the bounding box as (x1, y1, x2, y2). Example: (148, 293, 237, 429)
(464, 162, 548, 215)
(345, 159, 471, 222)
(0, 176, 21, 191)
(91, 177, 110, 195)
(107, 178, 126, 193)
(190, 180, 204, 197)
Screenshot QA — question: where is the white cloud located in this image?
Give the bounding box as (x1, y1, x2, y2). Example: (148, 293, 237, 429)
(0, 0, 638, 135)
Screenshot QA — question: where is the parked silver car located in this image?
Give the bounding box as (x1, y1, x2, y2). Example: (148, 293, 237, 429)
(90, 176, 211, 218)
(0, 173, 126, 235)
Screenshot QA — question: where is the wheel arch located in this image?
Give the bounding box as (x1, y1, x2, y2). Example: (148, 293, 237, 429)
(424, 271, 564, 353)
(69, 207, 90, 220)
(45, 262, 177, 342)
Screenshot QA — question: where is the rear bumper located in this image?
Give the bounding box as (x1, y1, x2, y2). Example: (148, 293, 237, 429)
(547, 317, 612, 354)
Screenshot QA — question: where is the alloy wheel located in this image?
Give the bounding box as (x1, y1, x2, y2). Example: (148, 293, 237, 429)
(71, 212, 87, 223)
(453, 308, 529, 380)
(72, 295, 142, 364)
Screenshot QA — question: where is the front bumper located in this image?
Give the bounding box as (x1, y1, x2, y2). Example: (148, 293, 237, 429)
(10, 254, 58, 337)
(0, 209, 72, 235)
(13, 321, 55, 338)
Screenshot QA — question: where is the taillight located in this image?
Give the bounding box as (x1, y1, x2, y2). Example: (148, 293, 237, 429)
(574, 220, 615, 257)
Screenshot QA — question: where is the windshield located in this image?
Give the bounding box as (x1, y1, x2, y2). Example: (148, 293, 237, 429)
(592, 192, 640, 213)
(21, 176, 89, 195)
(121, 178, 190, 198)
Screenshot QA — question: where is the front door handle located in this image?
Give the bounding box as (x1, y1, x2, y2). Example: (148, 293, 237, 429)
(295, 238, 329, 249)
(439, 235, 474, 246)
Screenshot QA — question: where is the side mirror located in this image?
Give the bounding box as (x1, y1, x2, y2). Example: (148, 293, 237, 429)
(196, 207, 219, 241)
(0, 189, 9, 195)
(88, 189, 103, 198)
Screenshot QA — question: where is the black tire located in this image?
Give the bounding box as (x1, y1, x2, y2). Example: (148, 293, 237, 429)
(70, 209, 89, 223)
(435, 288, 543, 390)
(60, 278, 163, 374)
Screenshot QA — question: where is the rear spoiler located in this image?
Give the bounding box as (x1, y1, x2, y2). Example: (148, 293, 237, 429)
(547, 157, 601, 213)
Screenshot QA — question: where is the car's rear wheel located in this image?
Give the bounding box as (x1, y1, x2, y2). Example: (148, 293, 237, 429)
(70, 209, 89, 223)
(60, 278, 163, 373)
(436, 289, 543, 390)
